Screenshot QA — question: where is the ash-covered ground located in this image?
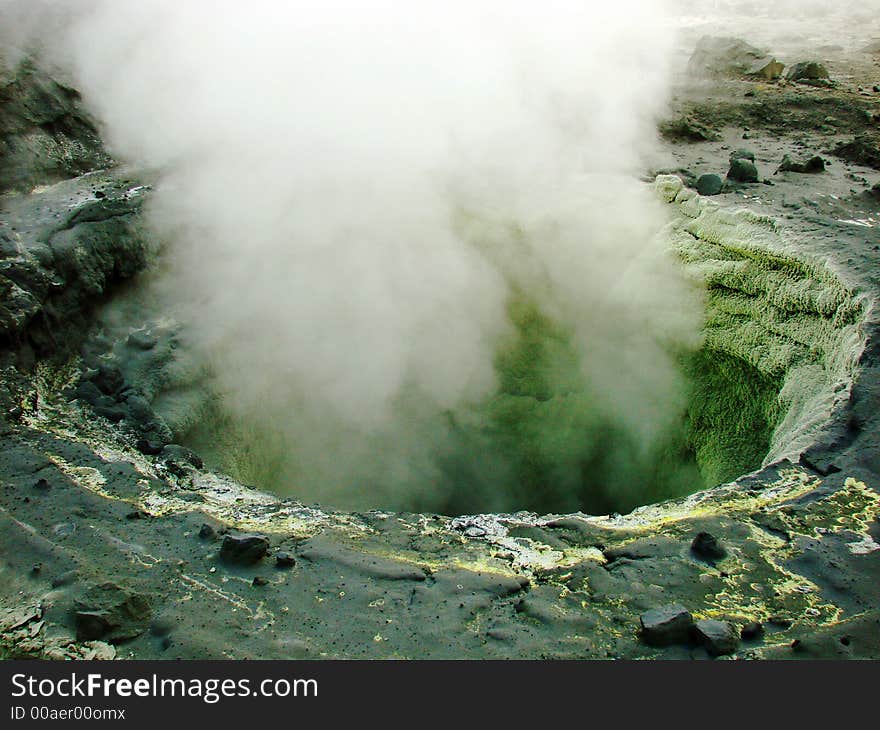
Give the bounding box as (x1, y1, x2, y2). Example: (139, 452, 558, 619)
(0, 6, 879, 659)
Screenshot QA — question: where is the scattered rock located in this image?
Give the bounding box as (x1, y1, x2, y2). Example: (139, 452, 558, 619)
(696, 173, 723, 196)
(640, 604, 693, 646)
(693, 619, 740, 656)
(219, 533, 270, 565)
(252, 576, 269, 587)
(741, 621, 764, 640)
(777, 154, 826, 174)
(829, 135, 880, 171)
(691, 531, 727, 560)
(275, 552, 296, 568)
(786, 61, 830, 84)
(727, 157, 759, 183)
(745, 57, 785, 81)
(688, 36, 774, 79)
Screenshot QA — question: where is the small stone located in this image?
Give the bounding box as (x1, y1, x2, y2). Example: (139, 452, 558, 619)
(696, 173, 723, 196)
(220, 533, 270, 565)
(727, 158, 759, 183)
(252, 576, 269, 587)
(691, 531, 727, 560)
(275, 552, 296, 568)
(640, 604, 694, 646)
(199, 523, 217, 540)
(34, 478, 51, 491)
(693, 619, 740, 656)
(741, 621, 764, 640)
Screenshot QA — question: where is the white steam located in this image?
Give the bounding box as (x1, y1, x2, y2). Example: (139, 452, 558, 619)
(2, 0, 707, 513)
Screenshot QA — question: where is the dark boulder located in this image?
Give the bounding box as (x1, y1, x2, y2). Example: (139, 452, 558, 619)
(829, 135, 880, 171)
(691, 531, 727, 560)
(220, 533, 270, 565)
(693, 619, 740, 656)
(696, 174, 723, 196)
(727, 158, 759, 183)
(777, 154, 826, 174)
(786, 61, 830, 83)
(640, 604, 694, 646)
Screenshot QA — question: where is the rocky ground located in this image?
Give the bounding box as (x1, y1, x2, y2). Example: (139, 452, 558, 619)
(0, 36, 879, 660)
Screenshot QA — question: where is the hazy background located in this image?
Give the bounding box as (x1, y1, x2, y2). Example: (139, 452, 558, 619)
(1, 0, 713, 513)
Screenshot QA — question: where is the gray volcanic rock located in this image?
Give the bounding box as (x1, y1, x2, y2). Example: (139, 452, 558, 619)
(727, 157, 759, 182)
(0, 58, 111, 194)
(696, 173, 723, 195)
(691, 531, 727, 561)
(220, 534, 270, 565)
(640, 604, 694, 646)
(777, 154, 826, 174)
(830, 135, 880, 171)
(688, 36, 776, 79)
(0, 171, 151, 352)
(693, 619, 739, 656)
(786, 61, 830, 83)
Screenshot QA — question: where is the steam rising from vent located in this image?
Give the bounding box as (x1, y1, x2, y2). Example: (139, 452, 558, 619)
(1, 1, 709, 514)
